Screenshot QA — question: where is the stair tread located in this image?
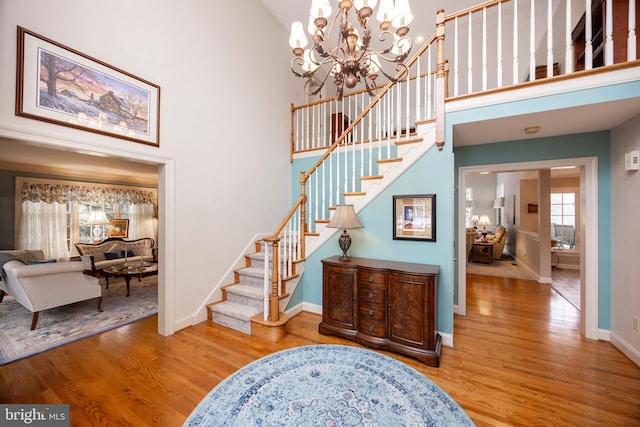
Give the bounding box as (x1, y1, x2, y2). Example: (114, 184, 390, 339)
(226, 283, 265, 298)
(210, 301, 262, 320)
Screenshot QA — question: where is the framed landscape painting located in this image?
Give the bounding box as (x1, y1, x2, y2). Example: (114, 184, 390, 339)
(393, 194, 436, 242)
(16, 26, 160, 147)
(108, 219, 129, 238)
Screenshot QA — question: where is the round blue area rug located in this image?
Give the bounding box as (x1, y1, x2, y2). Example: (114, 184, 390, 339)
(184, 344, 474, 426)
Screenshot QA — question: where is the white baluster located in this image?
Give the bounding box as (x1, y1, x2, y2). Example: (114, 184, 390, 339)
(352, 98, 356, 193)
(497, 2, 503, 88)
(629, 0, 637, 60)
(329, 145, 334, 207)
(530, 0, 536, 80)
(312, 103, 316, 149)
(468, 12, 473, 94)
(405, 67, 410, 138)
(482, 7, 488, 91)
(454, 17, 459, 96)
(427, 47, 433, 118)
(395, 84, 401, 142)
(314, 167, 318, 228)
(263, 241, 269, 321)
(322, 161, 326, 218)
(361, 93, 365, 178)
(605, 0, 613, 65)
(565, 0, 574, 73)
(513, 0, 519, 84)
(585, 0, 593, 70)
(386, 89, 391, 158)
(416, 54, 421, 122)
(547, 0, 554, 77)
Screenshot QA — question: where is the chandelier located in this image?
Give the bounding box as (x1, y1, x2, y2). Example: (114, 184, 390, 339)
(289, 0, 413, 100)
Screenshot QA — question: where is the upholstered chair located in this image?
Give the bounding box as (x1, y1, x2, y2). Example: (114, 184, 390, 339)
(475, 225, 508, 259)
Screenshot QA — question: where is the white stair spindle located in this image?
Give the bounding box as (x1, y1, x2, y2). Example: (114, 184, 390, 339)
(468, 12, 473, 94)
(547, 0, 553, 77)
(605, 0, 613, 65)
(406, 66, 410, 138)
(386, 90, 391, 158)
(454, 17, 459, 96)
(497, 2, 503, 88)
(565, 0, 574, 73)
(513, 0, 519, 84)
(427, 48, 432, 119)
(416, 56, 421, 122)
(629, 0, 637, 60)
(329, 144, 334, 207)
(263, 241, 269, 321)
(482, 7, 488, 91)
(314, 168, 318, 228)
(395, 84, 401, 142)
(322, 161, 326, 218)
(530, 0, 536, 81)
(586, 0, 593, 70)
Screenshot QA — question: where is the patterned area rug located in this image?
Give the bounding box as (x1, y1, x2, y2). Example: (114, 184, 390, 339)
(0, 276, 157, 365)
(466, 257, 537, 281)
(184, 344, 474, 426)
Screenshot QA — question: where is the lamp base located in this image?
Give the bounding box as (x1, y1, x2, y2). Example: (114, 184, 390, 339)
(338, 230, 352, 261)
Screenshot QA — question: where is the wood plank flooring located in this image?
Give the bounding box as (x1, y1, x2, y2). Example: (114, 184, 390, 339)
(1, 273, 639, 426)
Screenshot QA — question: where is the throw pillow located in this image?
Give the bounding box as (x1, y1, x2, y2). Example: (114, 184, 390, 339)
(26, 259, 57, 264)
(104, 252, 121, 260)
(120, 250, 135, 258)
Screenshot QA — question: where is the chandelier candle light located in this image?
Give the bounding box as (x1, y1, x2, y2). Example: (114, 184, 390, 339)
(289, 0, 413, 100)
(326, 204, 364, 261)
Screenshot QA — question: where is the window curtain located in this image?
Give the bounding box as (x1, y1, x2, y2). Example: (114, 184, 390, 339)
(128, 204, 156, 241)
(19, 201, 70, 261)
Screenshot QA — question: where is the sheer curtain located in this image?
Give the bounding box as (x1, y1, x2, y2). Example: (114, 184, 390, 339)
(128, 203, 156, 241)
(19, 200, 70, 260)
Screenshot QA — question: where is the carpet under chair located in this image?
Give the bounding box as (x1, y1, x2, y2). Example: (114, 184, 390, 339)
(0, 275, 157, 365)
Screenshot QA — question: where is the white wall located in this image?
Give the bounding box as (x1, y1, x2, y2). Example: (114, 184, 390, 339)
(0, 0, 297, 332)
(610, 114, 640, 365)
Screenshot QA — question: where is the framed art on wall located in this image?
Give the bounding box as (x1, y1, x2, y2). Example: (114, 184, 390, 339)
(108, 219, 129, 238)
(16, 26, 160, 147)
(393, 194, 436, 241)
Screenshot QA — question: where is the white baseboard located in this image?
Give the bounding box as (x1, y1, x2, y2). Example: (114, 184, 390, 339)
(609, 332, 640, 368)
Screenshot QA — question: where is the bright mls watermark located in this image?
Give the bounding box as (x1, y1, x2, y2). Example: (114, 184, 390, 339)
(1, 405, 69, 426)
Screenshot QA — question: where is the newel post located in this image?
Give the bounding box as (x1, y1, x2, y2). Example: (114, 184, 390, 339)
(299, 170, 307, 259)
(262, 235, 280, 322)
(435, 8, 446, 151)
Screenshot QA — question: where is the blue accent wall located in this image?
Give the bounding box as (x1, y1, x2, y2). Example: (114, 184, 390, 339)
(291, 145, 455, 334)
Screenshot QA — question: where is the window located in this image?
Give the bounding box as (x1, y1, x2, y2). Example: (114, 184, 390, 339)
(465, 187, 474, 227)
(551, 192, 576, 248)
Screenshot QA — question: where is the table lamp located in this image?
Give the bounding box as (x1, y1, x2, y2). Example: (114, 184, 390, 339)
(478, 215, 492, 242)
(86, 210, 110, 242)
(326, 204, 364, 261)
(471, 214, 479, 229)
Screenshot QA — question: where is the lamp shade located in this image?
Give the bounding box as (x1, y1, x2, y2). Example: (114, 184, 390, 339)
(376, 0, 395, 23)
(478, 215, 492, 227)
(391, 0, 414, 28)
(471, 214, 479, 224)
(327, 205, 364, 229)
(309, 0, 332, 19)
(86, 210, 109, 226)
(289, 21, 308, 49)
(354, 0, 378, 10)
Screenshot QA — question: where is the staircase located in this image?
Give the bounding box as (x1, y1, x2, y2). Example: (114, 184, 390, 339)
(207, 121, 437, 337)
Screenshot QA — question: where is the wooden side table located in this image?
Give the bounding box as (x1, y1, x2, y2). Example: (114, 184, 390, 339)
(469, 242, 493, 264)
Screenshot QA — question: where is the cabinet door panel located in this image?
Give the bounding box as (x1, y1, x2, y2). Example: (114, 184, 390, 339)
(323, 266, 357, 330)
(388, 273, 434, 348)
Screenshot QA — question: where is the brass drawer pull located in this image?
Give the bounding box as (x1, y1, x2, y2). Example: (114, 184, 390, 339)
(368, 309, 374, 316)
(368, 326, 374, 332)
(368, 276, 374, 283)
(368, 292, 374, 299)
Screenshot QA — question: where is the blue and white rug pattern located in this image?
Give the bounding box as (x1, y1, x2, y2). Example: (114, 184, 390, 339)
(185, 344, 474, 426)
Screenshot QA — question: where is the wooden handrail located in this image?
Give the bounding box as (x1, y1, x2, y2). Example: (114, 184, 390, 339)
(444, 0, 510, 22)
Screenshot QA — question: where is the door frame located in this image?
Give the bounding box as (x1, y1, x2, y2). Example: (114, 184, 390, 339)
(456, 156, 599, 340)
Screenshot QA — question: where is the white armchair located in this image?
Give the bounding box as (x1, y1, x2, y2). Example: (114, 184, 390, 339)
(0, 250, 102, 330)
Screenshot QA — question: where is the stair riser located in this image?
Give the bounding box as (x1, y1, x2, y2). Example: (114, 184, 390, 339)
(237, 272, 266, 288)
(211, 311, 251, 335)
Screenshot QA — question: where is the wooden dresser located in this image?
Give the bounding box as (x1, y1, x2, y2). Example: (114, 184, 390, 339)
(319, 256, 441, 367)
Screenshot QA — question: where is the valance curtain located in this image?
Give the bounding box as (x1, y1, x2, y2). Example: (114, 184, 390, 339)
(20, 182, 156, 205)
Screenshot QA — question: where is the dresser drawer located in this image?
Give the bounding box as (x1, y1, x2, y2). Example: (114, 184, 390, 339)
(359, 305, 385, 321)
(358, 287, 385, 305)
(359, 269, 386, 286)
(359, 318, 386, 337)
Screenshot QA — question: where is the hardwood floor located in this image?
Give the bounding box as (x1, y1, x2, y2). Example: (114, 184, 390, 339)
(1, 274, 639, 426)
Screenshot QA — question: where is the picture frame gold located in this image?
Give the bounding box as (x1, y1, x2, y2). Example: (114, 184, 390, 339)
(108, 219, 129, 238)
(393, 194, 436, 241)
(16, 26, 160, 147)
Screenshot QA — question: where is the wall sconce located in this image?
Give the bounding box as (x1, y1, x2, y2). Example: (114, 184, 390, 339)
(327, 204, 364, 261)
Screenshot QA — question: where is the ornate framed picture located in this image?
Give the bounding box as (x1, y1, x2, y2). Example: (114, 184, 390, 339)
(108, 219, 129, 238)
(393, 194, 436, 241)
(16, 26, 160, 147)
